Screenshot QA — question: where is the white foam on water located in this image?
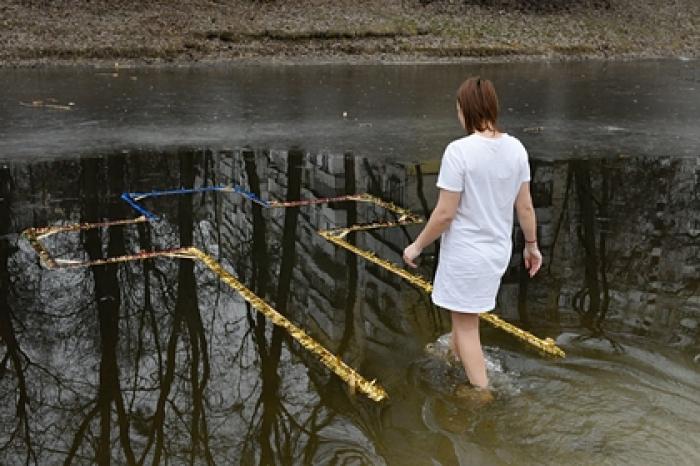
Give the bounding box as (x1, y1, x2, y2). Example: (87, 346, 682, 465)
(425, 333, 522, 397)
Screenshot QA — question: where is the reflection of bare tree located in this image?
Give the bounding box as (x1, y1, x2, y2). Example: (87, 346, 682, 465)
(548, 163, 574, 275)
(172, 151, 213, 465)
(241, 147, 305, 464)
(129, 155, 166, 403)
(241, 149, 278, 463)
(0, 309, 35, 466)
(596, 161, 611, 327)
(573, 159, 602, 328)
(139, 151, 214, 466)
(549, 160, 613, 334)
(233, 148, 385, 464)
(0, 303, 35, 466)
(337, 152, 358, 355)
(64, 156, 136, 465)
(301, 153, 386, 463)
(0, 166, 37, 465)
(260, 148, 304, 465)
(58, 153, 218, 465)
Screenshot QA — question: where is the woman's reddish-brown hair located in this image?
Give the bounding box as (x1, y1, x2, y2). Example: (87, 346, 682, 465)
(456, 77, 500, 134)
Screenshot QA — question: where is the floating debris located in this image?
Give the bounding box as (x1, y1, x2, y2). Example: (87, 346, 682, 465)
(20, 98, 74, 111)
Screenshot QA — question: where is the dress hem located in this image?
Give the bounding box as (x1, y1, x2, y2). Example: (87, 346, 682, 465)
(431, 295, 494, 314)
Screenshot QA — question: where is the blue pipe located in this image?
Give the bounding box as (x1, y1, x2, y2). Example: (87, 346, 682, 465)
(121, 192, 160, 221)
(121, 184, 270, 221)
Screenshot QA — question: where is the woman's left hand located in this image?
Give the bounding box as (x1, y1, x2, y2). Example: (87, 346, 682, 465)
(403, 242, 422, 268)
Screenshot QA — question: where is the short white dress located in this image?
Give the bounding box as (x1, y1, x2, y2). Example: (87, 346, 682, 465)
(431, 133, 530, 313)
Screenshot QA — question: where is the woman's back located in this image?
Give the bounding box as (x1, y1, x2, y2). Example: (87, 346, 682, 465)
(436, 133, 530, 275)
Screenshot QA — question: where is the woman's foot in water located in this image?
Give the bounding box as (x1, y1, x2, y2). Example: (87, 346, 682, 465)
(454, 384, 495, 404)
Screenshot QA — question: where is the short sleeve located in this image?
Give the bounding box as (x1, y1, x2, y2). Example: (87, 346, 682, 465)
(436, 144, 464, 192)
(518, 149, 531, 184)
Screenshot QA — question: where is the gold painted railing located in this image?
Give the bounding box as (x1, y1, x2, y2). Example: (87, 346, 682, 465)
(22, 190, 564, 404)
(22, 220, 387, 402)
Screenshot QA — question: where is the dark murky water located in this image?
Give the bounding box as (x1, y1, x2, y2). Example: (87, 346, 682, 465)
(1, 147, 698, 465)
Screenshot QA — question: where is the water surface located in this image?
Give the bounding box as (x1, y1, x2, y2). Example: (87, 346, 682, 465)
(1, 148, 698, 465)
(0, 59, 698, 161)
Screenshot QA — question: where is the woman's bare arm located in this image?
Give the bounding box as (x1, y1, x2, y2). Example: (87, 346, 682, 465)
(403, 189, 460, 267)
(515, 182, 536, 241)
(515, 182, 542, 277)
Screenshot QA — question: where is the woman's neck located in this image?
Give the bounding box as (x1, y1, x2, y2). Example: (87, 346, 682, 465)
(474, 128, 502, 139)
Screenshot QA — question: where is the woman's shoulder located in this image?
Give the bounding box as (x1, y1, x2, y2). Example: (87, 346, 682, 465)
(505, 132, 526, 144)
(450, 133, 524, 148)
(499, 134, 528, 156)
(447, 135, 478, 150)
(447, 133, 527, 156)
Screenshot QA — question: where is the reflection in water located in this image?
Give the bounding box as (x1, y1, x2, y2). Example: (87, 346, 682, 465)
(80, 156, 136, 465)
(0, 149, 699, 465)
(0, 165, 35, 464)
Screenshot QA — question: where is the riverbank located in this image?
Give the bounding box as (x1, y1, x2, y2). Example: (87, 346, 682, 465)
(1, 0, 697, 67)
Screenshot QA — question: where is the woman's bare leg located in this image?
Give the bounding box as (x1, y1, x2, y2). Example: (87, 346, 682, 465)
(450, 311, 488, 388)
(449, 329, 460, 362)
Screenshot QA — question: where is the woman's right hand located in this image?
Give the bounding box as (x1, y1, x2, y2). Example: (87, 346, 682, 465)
(523, 243, 542, 277)
(403, 242, 422, 268)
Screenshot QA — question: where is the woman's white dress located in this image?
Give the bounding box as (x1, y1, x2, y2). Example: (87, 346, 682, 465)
(431, 133, 531, 313)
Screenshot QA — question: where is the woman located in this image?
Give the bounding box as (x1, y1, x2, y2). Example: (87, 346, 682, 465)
(403, 77, 542, 390)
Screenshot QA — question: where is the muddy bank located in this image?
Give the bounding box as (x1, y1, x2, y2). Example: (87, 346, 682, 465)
(1, 0, 697, 67)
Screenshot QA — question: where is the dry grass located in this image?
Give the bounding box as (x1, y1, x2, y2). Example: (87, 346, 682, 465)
(0, 0, 697, 66)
